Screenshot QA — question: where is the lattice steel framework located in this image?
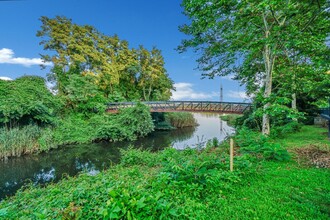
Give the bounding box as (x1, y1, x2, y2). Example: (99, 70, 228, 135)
(107, 101, 252, 114)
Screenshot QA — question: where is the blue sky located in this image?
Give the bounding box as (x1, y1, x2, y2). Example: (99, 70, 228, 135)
(0, 0, 248, 102)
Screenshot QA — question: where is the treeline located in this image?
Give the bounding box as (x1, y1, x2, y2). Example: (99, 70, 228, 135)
(0, 16, 176, 159)
(38, 16, 173, 102)
(0, 76, 156, 159)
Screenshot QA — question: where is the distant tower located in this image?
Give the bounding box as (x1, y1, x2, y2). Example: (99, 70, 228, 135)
(220, 83, 223, 102)
(220, 83, 223, 133)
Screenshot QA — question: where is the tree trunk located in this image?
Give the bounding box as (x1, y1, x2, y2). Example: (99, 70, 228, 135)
(262, 13, 275, 136)
(291, 71, 298, 121)
(262, 51, 275, 135)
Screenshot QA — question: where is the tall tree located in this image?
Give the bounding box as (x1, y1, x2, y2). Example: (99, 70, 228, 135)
(37, 16, 121, 96)
(137, 46, 173, 101)
(179, 0, 330, 135)
(37, 16, 173, 102)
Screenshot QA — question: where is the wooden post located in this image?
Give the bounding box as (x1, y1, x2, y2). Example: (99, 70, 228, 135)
(230, 138, 234, 172)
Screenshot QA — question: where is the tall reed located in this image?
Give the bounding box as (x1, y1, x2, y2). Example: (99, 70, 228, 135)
(165, 112, 197, 128)
(0, 125, 55, 160)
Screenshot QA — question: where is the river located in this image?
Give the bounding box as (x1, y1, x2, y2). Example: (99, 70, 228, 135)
(0, 113, 234, 200)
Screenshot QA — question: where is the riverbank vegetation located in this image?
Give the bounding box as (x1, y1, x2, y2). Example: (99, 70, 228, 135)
(165, 112, 198, 128)
(0, 16, 176, 160)
(1, 125, 329, 219)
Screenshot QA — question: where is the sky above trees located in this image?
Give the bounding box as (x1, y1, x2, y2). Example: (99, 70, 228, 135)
(0, 0, 248, 102)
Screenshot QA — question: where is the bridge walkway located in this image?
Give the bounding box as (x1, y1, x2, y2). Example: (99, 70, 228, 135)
(107, 101, 252, 114)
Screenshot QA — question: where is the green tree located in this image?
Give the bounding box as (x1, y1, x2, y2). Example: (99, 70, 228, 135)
(37, 16, 120, 96)
(137, 46, 173, 101)
(37, 16, 173, 102)
(179, 0, 330, 135)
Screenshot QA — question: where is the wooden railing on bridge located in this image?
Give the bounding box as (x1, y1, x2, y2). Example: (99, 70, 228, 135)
(107, 101, 252, 114)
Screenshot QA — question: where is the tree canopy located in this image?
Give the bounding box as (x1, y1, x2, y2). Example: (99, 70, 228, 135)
(179, 0, 330, 134)
(37, 16, 173, 102)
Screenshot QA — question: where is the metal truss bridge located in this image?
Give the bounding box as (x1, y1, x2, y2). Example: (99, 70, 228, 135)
(107, 101, 252, 114)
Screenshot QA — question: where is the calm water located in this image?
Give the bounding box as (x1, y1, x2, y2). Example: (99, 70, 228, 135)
(0, 113, 234, 200)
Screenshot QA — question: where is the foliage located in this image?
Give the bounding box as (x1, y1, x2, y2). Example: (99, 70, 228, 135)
(0, 76, 61, 128)
(235, 127, 290, 161)
(96, 103, 154, 141)
(1, 127, 330, 219)
(271, 121, 302, 139)
(37, 16, 173, 101)
(53, 66, 107, 115)
(179, 0, 330, 135)
(0, 104, 154, 159)
(120, 147, 160, 167)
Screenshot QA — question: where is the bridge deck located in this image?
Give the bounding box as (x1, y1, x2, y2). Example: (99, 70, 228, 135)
(107, 101, 252, 114)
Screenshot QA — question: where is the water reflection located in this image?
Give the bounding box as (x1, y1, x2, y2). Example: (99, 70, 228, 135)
(0, 113, 233, 200)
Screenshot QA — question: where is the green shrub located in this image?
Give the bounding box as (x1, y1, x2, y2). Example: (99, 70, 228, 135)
(235, 127, 290, 161)
(120, 148, 160, 167)
(0, 76, 61, 127)
(271, 121, 302, 138)
(53, 114, 95, 144)
(96, 103, 154, 141)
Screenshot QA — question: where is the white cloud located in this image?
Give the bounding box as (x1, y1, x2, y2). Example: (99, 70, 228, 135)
(227, 90, 250, 99)
(0, 48, 51, 67)
(171, 83, 218, 100)
(0, 76, 12, 81)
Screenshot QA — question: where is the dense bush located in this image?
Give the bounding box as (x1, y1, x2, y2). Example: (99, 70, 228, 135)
(96, 103, 154, 141)
(235, 127, 290, 161)
(270, 121, 302, 138)
(0, 76, 61, 127)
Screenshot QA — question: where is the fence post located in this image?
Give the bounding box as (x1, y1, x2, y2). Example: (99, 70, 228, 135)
(230, 138, 234, 172)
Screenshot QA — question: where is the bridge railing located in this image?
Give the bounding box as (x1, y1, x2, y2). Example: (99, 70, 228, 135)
(107, 101, 252, 114)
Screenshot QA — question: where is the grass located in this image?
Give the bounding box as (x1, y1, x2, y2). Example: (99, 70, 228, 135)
(0, 125, 329, 219)
(278, 125, 330, 148)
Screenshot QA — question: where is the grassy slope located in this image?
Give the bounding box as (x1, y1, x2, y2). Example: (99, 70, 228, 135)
(278, 125, 330, 148)
(0, 126, 329, 219)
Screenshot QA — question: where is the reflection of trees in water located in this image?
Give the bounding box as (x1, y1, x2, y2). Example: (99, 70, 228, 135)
(219, 120, 235, 137)
(0, 123, 197, 200)
(0, 143, 121, 200)
(195, 112, 222, 118)
(130, 126, 196, 151)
